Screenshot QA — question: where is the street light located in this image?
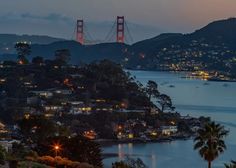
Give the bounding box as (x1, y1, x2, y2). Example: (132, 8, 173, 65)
(53, 144, 61, 157)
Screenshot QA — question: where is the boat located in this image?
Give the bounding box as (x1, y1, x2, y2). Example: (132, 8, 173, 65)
(223, 83, 229, 87)
(203, 82, 210, 85)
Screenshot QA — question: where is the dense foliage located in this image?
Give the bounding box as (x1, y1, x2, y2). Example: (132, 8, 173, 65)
(112, 157, 147, 168)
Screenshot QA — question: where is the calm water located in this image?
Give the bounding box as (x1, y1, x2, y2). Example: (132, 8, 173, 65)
(102, 71, 236, 168)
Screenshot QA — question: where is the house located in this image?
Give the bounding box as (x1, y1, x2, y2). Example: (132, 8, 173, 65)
(70, 106, 92, 115)
(44, 105, 63, 112)
(191, 126, 200, 132)
(83, 130, 97, 140)
(67, 101, 92, 114)
(31, 90, 53, 98)
(53, 89, 73, 95)
(0, 140, 20, 152)
(161, 126, 178, 136)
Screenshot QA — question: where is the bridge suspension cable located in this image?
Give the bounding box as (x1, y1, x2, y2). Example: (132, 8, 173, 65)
(104, 21, 116, 43)
(124, 21, 134, 44)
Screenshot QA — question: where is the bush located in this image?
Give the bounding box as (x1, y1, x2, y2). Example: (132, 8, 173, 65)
(37, 156, 94, 168)
(0, 145, 6, 165)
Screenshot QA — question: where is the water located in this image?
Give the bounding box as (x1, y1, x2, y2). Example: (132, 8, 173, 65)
(102, 71, 236, 168)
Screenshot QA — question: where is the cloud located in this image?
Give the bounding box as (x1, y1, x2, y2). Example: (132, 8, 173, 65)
(20, 13, 73, 23)
(0, 13, 74, 24)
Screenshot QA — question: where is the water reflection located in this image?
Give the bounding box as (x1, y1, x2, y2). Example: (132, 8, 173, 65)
(151, 154, 156, 168)
(118, 144, 124, 160)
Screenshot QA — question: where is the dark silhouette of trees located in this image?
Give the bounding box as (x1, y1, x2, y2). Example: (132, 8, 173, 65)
(18, 115, 56, 143)
(112, 161, 131, 168)
(32, 56, 44, 65)
(4, 76, 27, 98)
(194, 121, 229, 168)
(55, 49, 71, 65)
(157, 94, 174, 112)
(145, 80, 159, 100)
(225, 160, 236, 168)
(15, 42, 31, 64)
(112, 157, 147, 168)
(3, 61, 17, 66)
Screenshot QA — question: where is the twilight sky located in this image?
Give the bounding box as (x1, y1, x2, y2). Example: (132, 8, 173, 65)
(0, 0, 236, 41)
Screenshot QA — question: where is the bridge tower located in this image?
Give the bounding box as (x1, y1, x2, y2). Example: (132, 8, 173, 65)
(76, 20, 84, 44)
(116, 16, 125, 43)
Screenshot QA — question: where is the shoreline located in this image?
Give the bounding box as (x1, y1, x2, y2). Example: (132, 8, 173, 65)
(99, 136, 193, 159)
(96, 135, 192, 147)
(126, 69, 236, 82)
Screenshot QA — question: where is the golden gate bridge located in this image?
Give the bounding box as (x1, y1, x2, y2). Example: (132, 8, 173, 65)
(74, 16, 133, 45)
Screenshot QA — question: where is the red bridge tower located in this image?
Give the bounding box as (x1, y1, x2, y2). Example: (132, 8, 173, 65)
(76, 20, 84, 44)
(116, 16, 125, 43)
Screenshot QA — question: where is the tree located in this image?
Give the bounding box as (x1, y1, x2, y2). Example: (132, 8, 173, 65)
(225, 160, 236, 168)
(112, 161, 131, 168)
(18, 115, 56, 143)
(146, 80, 159, 100)
(194, 121, 229, 168)
(32, 56, 44, 65)
(4, 76, 27, 98)
(55, 49, 71, 65)
(3, 61, 17, 66)
(0, 145, 6, 165)
(157, 94, 174, 112)
(15, 42, 31, 64)
(112, 157, 147, 168)
(10, 143, 36, 160)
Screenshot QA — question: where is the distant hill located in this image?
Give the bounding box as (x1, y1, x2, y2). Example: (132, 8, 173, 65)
(126, 18, 236, 71)
(189, 18, 236, 47)
(132, 18, 236, 50)
(30, 41, 129, 64)
(0, 34, 64, 44)
(1, 18, 236, 74)
(0, 34, 64, 58)
(130, 33, 183, 53)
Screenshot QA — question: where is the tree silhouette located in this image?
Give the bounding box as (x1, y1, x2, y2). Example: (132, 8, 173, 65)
(18, 115, 56, 143)
(55, 49, 71, 65)
(194, 121, 229, 168)
(146, 80, 159, 100)
(157, 94, 174, 112)
(15, 42, 31, 64)
(112, 157, 147, 168)
(225, 160, 236, 168)
(32, 56, 44, 65)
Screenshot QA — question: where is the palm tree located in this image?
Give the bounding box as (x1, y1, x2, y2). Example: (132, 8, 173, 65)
(194, 121, 229, 168)
(225, 160, 236, 168)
